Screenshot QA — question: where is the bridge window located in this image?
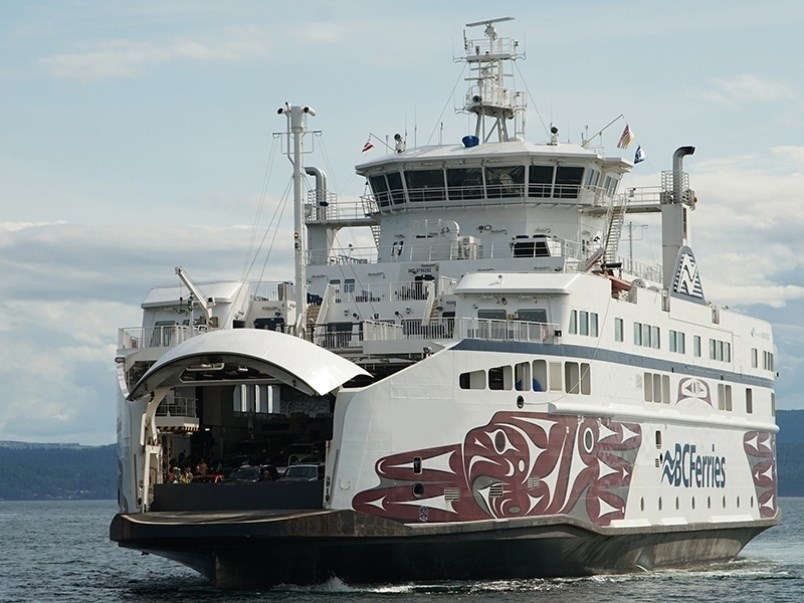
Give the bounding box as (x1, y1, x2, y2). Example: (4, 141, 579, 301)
(554, 166, 584, 199)
(405, 169, 446, 202)
(386, 171, 405, 205)
(447, 167, 484, 200)
(603, 174, 619, 196)
(584, 168, 601, 189)
(369, 175, 391, 207)
(614, 318, 624, 342)
(485, 166, 525, 198)
(528, 165, 554, 197)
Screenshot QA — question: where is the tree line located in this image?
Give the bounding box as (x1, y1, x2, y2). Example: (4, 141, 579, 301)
(0, 444, 116, 500)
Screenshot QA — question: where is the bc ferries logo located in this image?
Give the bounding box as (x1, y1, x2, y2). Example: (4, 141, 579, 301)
(661, 443, 726, 488)
(676, 377, 711, 406)
(671, 246, 705, 303)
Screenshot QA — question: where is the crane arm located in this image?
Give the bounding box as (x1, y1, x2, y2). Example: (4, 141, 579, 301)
(175, 266, 215, 324)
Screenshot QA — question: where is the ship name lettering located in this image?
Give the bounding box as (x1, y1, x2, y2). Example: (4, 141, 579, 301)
(661, 443, 726, 489)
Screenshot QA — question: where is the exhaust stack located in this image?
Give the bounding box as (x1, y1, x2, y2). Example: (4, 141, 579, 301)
(662, 146, 696, 290)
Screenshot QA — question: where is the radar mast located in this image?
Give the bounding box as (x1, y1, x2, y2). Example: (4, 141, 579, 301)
(461, 17, 525, 143)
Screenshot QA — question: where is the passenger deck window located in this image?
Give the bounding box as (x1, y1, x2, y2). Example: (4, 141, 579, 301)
(532, 359, 547, 392)
(515, 362, 531, 392)
(489, 365, 513, 390)
(459, 370, 486, 390)
(516, 309, 548, 323)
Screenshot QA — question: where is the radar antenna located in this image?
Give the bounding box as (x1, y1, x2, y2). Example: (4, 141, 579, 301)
(460, 17, 525, 143)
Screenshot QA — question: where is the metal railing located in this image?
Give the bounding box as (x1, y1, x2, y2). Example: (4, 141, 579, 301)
(361, 317, 557, 345)
(327, 279, 435, 305)
(361, 183, 608, 212)
(156, 396, 198, 418)
(118, 324, 206, 350)
(307, 235, 586, 266)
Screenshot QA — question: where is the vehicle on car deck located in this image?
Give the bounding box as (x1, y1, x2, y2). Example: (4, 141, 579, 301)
(281, 463, 324, 481)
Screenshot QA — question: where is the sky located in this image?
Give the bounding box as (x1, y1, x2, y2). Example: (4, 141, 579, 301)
(2, 1, 804, 445)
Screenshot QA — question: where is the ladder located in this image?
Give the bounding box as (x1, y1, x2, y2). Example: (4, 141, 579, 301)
(603, 194, 629, 265)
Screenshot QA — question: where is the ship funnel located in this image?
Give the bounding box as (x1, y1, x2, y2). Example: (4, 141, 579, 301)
(673, 146, 695, 204)
(662, 146, 696, 291)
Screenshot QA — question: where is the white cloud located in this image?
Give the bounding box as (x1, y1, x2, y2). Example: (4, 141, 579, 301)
(40, 26, 273, 81)
(699, 74, 797, 106)
(290, 22, 356, 45)
(772, 145, 804, 169)
(0, 221, 297, 443)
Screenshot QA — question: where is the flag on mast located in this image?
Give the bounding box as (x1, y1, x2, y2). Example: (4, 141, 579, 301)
(634, 145, 646, 164)
(362, 137, 374, 153)
(617, 124, 634, 149)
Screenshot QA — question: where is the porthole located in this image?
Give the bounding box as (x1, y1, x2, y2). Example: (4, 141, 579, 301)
(413, 483, 424, 498)
(516, 395, 524, 409)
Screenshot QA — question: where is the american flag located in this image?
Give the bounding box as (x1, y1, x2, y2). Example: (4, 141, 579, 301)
(617, 125, 634, 149)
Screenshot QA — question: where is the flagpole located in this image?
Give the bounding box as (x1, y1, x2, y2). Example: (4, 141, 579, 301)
(586, 113, 625, 146)
(365, 132, 396, 152)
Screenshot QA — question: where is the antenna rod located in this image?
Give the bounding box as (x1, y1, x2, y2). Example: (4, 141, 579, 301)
(588, 113, 625, 145)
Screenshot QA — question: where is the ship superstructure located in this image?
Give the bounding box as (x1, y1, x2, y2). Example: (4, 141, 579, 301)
(111, 18, 778, 588)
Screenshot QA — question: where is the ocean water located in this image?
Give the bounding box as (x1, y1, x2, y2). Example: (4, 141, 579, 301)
(0, 499, 801, 603)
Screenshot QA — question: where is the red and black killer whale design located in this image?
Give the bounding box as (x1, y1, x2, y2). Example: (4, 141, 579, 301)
(743, 430, 778, 519)
(353, 411, 642, 526)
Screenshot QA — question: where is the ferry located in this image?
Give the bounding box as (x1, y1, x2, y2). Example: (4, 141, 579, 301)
(110, 17, 779, 588)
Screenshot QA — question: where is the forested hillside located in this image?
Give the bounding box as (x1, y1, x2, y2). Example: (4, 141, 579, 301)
(0, 442, 116, 500)
(776, 410, 804, 496)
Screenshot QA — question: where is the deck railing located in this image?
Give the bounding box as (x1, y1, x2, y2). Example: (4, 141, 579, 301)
(361, 317, 558, 345)
(306, 236, 584, 266)
(118, 325, 206, 350)
(155, 396, 198, 418)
